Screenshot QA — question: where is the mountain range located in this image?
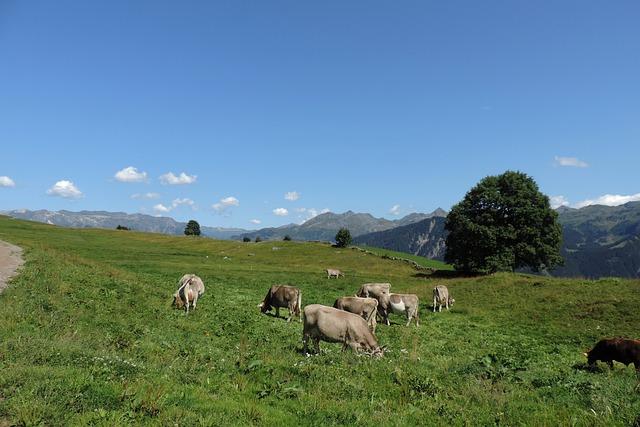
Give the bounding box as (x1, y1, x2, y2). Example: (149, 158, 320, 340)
(356, 202, 640, 279)
(1, 209, 248, 240)
(232, 208, 447, 241)
(3, 203, 640, 278)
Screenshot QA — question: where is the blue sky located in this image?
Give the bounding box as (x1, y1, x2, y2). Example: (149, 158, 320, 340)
(1, 1, 639, 229)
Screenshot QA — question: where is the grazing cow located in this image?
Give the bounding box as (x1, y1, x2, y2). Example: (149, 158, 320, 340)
(173, 279, 199, 314)
(326, 268, 344, 279)
(356, 283, 392, 325)
(258, 285, 302, 322)
(333, 296, 379, 333)
(585, 338, 640, 372)
(432, 285, 454, 312)
(302, 304, 384, 357)
(387, 293, 420, 326)
(178, 274, 205, 297)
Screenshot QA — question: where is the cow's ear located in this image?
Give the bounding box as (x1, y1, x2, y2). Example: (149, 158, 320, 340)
(257, 302, 264, 308)
(582, 352, 588, 357)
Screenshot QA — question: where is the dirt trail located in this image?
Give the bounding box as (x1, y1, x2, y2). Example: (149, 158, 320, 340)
(0, 240, 24, 293)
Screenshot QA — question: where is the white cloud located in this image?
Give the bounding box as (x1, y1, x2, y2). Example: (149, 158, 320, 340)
(131, 192, 160, 200)
(150, 198, 196, 214)
(213, 196, 239, 212)
(575, 193, 640, 209)
(554, 156, 589, 168)
(115, 166, 148, 183)
(0, 176, 15, 187)
(159, 172, 197, 185)
(550, 195, 570, 209)
(284, 191, 300, 201)
(250, 219, 261, 225)
(153, 203, 171, 213)
(172, 198, 196, 209)
(273, 208, 289, 216)
(295, 207, 307, 213)
(389, 204, 401, 216)
(46, 180, 83, 199)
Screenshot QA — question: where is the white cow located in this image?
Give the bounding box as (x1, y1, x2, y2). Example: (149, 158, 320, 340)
(432, 285, 454, 312)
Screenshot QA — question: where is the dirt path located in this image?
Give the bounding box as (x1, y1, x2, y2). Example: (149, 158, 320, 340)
(0, 240, 24, 293)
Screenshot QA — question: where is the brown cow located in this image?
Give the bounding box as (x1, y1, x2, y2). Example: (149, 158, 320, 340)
(585, 338, 640, 372)
(326, 268, 344, 279)
(178, 274, 205, 297)
(173, 279, 199, 314)
(432, 285, 454, 312)
(258, 285, 302, 322)
(356, 283, 391, 325)
(388, 293, 420, 326)
(333, 296, 378, 333)
(302, 304, 384, 357)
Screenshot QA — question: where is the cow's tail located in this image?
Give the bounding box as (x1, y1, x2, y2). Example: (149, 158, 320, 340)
(296, 289, 303, 321)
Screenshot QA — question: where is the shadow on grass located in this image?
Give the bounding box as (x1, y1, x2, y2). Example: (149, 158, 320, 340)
(412, 270, 475, 279)
(572, 362, 603, 373)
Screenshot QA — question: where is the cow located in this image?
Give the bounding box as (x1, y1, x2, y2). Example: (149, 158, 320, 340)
(302, 304, 384, 357)
(584, 338, 640, 372)
(333, 296, 379, 333)
(326, 268, 344, 279)
(387, 293, 420, 326)
(178, 274, 205, 297)
(432, 285, 454, 312)
(173, 278, 200, 314)
(356, 283, 391, 325)
(258, 285, 302, 322)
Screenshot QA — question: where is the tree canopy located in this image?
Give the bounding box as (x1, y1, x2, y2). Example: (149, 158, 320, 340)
(184, 220, 201, 236)
(444, 171, 563, 274)
(335, 228, 352, 248)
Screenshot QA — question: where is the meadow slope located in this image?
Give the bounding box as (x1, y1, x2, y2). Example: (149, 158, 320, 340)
(0, 216, 638, 426)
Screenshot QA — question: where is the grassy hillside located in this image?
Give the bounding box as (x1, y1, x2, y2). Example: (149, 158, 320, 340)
(0, 216, 639, 426)
(354, 245, 453, 271)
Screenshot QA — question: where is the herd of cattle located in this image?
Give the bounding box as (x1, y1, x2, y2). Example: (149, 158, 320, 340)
(172, 270, 640, 372)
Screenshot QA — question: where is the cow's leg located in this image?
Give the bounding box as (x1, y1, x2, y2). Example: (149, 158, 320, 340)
(445, 300, 449, 311)
(302, 333, 309, 355)
(275, 307, 280, 318)
(433, 297, 437, 312)
(286, 304, 293, 322)
(415, 308, 420, 327)
(405, 311, 412, 327)
(438, 304, 442, 313)
(314, 338, 320, 354)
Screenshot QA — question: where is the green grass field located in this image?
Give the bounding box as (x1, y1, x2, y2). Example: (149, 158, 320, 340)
(354, 245, 453, 271)
(0, 216, 639, 426)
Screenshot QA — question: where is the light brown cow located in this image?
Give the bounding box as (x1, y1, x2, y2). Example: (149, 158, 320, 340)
(333, 296, 378, 333)
(326, 268, 344, 279)
(388, 293, 420, 326)
(178, 274, 205, 297)
(302, 304, 384, 357)
(258, 285, 302, 322)
(173, 278, 201, 314)
(356, 283, 391, 325)
(432, 285, 454, 312)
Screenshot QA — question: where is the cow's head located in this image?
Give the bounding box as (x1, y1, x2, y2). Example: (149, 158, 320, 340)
(257, 301, 271, 313)
(370, 346, 386, 358)
(173, 292, 184, 309)
(449, 297, 456, 307)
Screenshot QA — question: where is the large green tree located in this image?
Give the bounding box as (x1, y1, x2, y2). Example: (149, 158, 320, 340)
(184, 220, 201, 236)
(445, 171, 563, 274)
(335, 228, 352, 248)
